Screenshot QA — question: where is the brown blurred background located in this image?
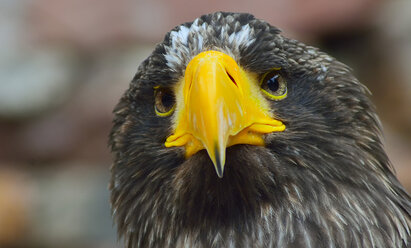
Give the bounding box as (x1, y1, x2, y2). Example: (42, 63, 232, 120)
(0, 0, 410, 247)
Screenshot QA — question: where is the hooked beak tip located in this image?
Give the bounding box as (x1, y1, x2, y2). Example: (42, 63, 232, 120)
(214, 146, 225, 178)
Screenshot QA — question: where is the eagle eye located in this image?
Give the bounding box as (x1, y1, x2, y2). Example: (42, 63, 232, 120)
(260, 69, 287, 100)
(154, 87, 176, 117)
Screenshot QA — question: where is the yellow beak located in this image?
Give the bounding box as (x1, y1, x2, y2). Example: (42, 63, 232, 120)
(165, 51, 285, 177)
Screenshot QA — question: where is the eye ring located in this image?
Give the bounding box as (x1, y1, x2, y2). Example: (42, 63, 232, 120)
(154, 86, 176, 117)
(260, 69, 287, 101)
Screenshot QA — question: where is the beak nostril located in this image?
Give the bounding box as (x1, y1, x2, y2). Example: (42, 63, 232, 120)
(226, 71, 238, 87)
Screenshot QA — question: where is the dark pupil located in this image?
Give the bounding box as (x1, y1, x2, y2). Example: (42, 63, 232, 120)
(161, 91, 174, 109)
(267, 75, 279, 92)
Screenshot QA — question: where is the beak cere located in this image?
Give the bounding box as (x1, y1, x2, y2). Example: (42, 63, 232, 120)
(165, 51, 285, 178)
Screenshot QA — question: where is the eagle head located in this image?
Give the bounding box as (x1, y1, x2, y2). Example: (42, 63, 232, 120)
(110, 12, 411, 248)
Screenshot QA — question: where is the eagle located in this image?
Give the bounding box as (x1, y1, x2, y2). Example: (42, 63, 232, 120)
(109, 12, 411, 247)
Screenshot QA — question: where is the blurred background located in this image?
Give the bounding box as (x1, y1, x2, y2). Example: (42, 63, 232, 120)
(0, 0, 410, 247)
